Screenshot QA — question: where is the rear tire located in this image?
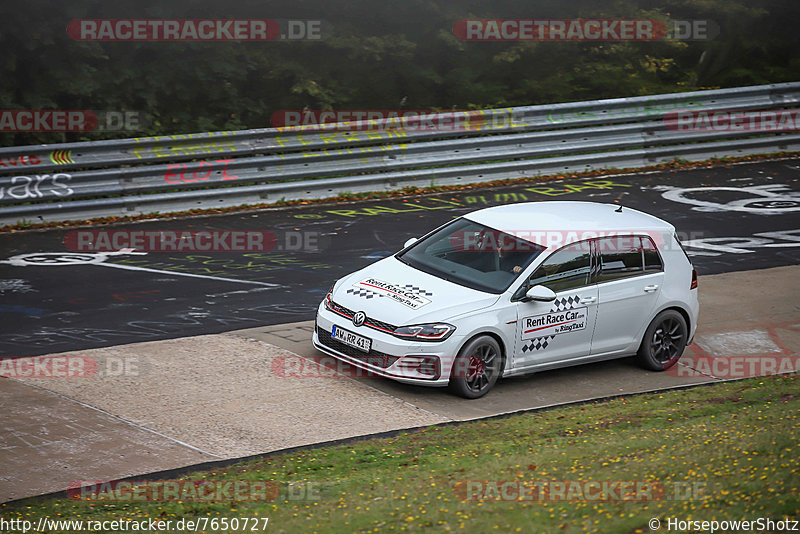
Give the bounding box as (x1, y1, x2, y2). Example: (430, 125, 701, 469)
(637, 310, 688, 371)
(448, 335, 502, 399)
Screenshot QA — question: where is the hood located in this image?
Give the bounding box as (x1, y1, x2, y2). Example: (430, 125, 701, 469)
(332, 256, 500, 326)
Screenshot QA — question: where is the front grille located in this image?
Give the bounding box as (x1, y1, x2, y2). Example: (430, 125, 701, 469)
(316, 326, 400, 369)
(328, 299, 355, 317)
(366, 317, 397, 333)
(328, 298, 398, 333)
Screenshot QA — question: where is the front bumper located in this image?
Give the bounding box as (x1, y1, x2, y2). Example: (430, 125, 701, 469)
(314, 302, 458, 387)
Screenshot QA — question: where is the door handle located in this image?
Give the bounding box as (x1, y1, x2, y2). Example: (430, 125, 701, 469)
(579, 296, 596, 304)
(643, 284, 659, 293)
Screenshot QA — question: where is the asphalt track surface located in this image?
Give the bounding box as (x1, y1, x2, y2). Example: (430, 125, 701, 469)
(1, 157, 799, 358)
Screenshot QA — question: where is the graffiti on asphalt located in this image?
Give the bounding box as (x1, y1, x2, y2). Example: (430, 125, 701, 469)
(682, 229, 800, 256)
(522, 180, 632, 197)
(67, 290, 162, 305)
(0, 250, 278, 287)
(111, 253, 334, 277)
(0, 302, 319, 349)
(321, 198, 462, 218)
(656, 184, 800, 214)
(293, 180, 633, 220)
(0, 279, 36, 294)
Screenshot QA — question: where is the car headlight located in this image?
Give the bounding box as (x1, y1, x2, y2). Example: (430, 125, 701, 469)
(392, 323, 456, 341)
(323, 280, 338, 309)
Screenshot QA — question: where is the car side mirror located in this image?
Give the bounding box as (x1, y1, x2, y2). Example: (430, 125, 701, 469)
(403, 237, 418, 248)
(521, 285, 556, 302)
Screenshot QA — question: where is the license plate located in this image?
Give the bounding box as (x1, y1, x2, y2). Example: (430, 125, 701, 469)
(331, 325, 372, 352)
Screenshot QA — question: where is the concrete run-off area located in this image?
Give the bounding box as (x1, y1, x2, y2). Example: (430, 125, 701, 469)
(1, 265, 798, 502)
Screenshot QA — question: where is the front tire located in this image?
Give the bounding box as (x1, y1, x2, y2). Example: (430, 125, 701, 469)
(448, 335, 502, 399)
(637, 310, 688, 371)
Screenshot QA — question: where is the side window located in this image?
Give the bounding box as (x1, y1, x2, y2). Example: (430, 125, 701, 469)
(642, 236, 664, 272)
(527, 241, 592, 293)
(598, 236, 643, 281)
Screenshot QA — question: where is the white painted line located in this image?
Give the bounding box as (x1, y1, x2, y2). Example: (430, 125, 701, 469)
(1, 250, 279, 287)
(674, 359, 719, 380)
(98, 262, 279, 287)
(207, 287, 275, 298)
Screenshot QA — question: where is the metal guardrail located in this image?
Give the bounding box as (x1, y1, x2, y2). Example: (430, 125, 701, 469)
(1, 82, 799, 225)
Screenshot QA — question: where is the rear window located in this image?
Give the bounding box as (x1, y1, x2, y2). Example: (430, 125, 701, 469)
(597, 236, 643, 282)
(596, 236, 664, 281)
(643, 236, 664, 272)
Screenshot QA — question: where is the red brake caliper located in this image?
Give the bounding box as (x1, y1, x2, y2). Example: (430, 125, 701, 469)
(467, 356, 484, 380)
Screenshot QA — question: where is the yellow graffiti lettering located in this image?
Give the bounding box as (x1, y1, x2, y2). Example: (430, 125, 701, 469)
(364, 130, 387, 141)
(526, 180, 632, 196)
(131, 133, 236, 159)
(151, 144, 170, 158)
(524, 185, 569, 196)
(131, 139, 149, 159)
(170, 135, 190, 156)
(319, 131, 342, 143)
(403, 202, 452, 211)
(562, 184, 599, 193)
(582, 180, 632, 189)
(325, 209, 361, 217)
(295, 135, 316, 146)
(494, 192, 528, 202)
(383, 129, 407, 139)
(358, 206, 415, 216)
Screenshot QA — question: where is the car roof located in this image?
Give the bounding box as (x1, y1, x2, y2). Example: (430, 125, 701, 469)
(463, 201, 674, 245)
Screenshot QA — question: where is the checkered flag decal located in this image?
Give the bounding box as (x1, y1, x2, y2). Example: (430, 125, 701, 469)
(399, 284, 434, 297)
(551, 295, 579, 312)
(521, 335, 555, 353)
(346, 287, 380, 299)
(346, 284, 434, 301)
(521, 295, 580, 352)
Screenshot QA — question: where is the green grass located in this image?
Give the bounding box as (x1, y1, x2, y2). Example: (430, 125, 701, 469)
(3, 375, 798, 533)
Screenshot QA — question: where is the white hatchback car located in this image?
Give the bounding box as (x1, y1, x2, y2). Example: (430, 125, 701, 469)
(313, 201, 699, 398)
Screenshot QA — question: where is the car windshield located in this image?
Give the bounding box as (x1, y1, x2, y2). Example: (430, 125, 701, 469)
(396, 218, 545, 294)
